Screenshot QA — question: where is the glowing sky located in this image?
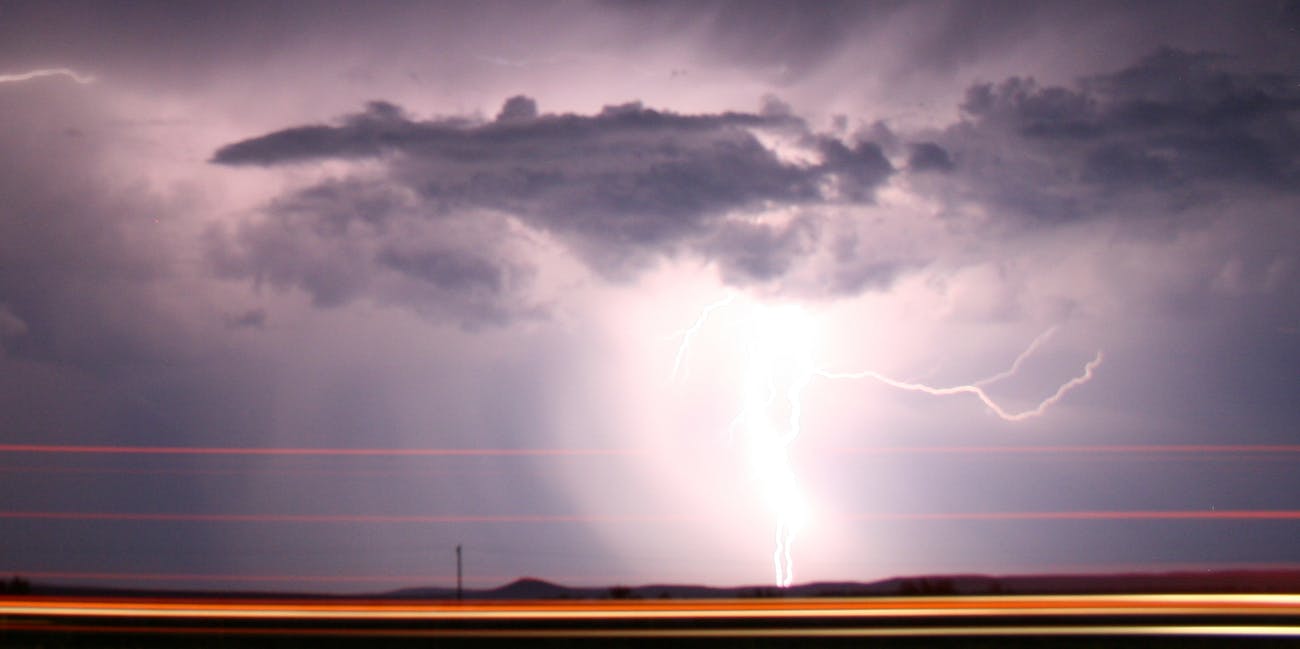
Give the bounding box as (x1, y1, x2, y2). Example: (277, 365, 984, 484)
(1, 0, 1299, 592)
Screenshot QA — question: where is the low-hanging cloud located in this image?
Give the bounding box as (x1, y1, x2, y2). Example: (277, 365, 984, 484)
(205, 177, 542, 327)
(208, 47, 1298, 325)
(928, 48, 1300, 224)
(210, 97, 895, 320)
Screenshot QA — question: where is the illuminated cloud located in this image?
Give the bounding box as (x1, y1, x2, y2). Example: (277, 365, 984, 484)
(210, 98, 895, 317)
(206, 46, 1300, 328)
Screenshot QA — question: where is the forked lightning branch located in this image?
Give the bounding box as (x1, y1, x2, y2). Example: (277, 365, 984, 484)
(670, 295, 1103, 588)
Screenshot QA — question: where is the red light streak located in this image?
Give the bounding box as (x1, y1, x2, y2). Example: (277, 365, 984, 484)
(826, 445, 1300, 455)
(5, 443, 1295, 460)
(3, 571, 513, 584)
(3, 509, 1297, 524)
(852, 510, 1300, 521)
(0, 444, 646, 457)
(0, 511, 700, 524)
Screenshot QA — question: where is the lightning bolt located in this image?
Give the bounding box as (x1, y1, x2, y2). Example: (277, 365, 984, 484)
(669, 293, 735, 382)
(819, 350, 1105, 422)
(973, 326, 1058, 387)
(734, 304, 815, 587)
(0, 68, 95, 84)
(670, 298, 814, 587)
(670, 297, 1102, 587)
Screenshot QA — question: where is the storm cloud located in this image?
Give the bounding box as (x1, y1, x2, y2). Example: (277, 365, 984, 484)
(208, 46, 1298, 322)
(2, 1, 1298, 593)
(210, 97, 896, 313)
(924, 47, 1300, 224)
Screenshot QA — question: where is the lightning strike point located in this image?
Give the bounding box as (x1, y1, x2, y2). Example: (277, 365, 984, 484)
(734, 303, 817, 588)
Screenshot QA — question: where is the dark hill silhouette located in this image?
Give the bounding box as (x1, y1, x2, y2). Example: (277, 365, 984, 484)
(389, 570, 1300, 599)
(16, 569, 1300, 600)
(490, 577, 589, 599)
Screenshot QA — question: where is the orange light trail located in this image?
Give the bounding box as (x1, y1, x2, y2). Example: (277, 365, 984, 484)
(2, 593, 1298, 619)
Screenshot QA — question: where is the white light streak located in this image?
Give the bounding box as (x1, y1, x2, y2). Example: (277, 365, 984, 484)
(669, 293, 735, 381)
(0, 68, 95, 85)
(818, 351, 1104, 422)
(973, 326, 1058, 387)
(735, 304, 815, 587)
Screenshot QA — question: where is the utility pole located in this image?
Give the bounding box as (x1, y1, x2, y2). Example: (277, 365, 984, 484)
(455, 544, 463, 601)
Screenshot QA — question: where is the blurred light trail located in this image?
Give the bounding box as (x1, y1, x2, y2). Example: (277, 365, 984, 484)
(0, 67, 94, 84)
(7, 593, 1300, 617)
(6, 509, 1297, 525)
(0, 465, 522, 478)
(3, 572, 496, 587)
(851, 510, 1300, 521)
(3, 593, 1299, 642)
(0, 511, 702, 524)
(4, 445, 1293, 473)
(0, 444, 646, 456)
(822, 445, 1300, 455)
(4, 571, 512, 585)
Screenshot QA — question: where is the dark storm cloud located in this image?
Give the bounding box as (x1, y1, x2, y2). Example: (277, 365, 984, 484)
(825, 231, 918, 295)
(205, 177, 539, 326)
(933, 48, 1300, 223)
(210, 99, 792, 166)
(0, 83, 172, 372)
(209, 44, 1298, 316)
(652, 0, 1300, 83)
(0, 77, 279, 489)
(222, 308, 267, 330)
(612, 0, 1056, 80)
(692, 0, 885, 77)
(699, 215, 819, 284)
(211, 98, 896, 307)
(906, 142, 955, 173)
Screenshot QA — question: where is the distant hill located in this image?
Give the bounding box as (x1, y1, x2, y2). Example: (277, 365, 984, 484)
(22, 569, 1300, 600)
(390, 569, 1300, 600)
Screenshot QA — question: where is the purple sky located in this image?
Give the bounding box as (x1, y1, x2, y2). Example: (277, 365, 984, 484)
(2, 0, 1299, 592)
